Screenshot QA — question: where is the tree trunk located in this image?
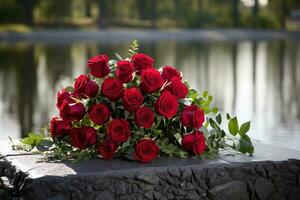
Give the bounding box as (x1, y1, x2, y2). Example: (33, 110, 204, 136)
(253, 0, 259, 28)
(232, 0, 240, 27)
(173, 0, 180, 20)
(85, 0, 92, 17)
(281, 0, 287, 30)
(21, 0, 35, 26)
(151, 0, 157, 28)
(231, 43, 238, 112)
(198, 0, 203, 10)
(98, 0, 107, 28)
(252, 42, 257, 111)
(138, 0, 146, 20)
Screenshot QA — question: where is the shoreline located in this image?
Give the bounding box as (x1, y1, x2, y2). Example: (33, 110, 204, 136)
(1, 29, 300, 44)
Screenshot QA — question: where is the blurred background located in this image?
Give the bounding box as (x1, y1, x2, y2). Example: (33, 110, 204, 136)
(0, 0, 300, 30)
(0, 0, 300, 151)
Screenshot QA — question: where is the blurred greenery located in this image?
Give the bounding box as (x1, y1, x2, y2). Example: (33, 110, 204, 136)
(0, 0, 300, 31)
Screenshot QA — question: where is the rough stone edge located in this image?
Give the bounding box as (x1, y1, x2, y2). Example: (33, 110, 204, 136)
(0, 155, 30, 199)
(21, 159, 300, 200)
(1, 154, 300, 200)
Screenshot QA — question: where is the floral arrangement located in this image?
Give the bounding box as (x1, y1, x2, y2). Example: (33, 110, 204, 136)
(13, 41, 254, 163)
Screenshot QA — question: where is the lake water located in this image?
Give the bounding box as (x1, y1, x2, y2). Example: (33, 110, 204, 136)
(1, 37, 300, 150)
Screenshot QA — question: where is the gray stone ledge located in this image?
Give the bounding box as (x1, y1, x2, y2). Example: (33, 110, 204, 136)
(1, 140, 300, 200)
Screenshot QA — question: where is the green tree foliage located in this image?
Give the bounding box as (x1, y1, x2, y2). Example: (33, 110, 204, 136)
(1, 0, 300, 29)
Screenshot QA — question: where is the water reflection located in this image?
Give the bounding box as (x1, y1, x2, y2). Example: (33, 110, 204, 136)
(0, 40, 300, 150)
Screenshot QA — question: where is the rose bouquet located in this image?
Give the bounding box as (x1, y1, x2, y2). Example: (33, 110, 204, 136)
(14, 41, 254, 163)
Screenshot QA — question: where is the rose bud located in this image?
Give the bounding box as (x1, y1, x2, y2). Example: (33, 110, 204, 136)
(98, 139, 118, 160)
(87, 54, 110, 78)
(155, 91, 178, 119)
(181, 130, 206, 155)
(164, 77, 188, 99)
(140, 68, 164, 94)
(161, 65, 181, 82)
(59, 102, 86, 121)
(74, 74, 99, 98)
(116, 60, 134, 83)
(180, 105, 205, 129)
(122, 87, 144, 112)
(56, 89, 75, 109)
(134, 139, 160, 163)
(101, 77, 123, 101)
(135, 107, 154, 129)
(131, 53, 154, 75)
(69, 126, 97, 150)
(50, 117, 71, 139)
(107, 119, 131, 143)
(88, 103, 110, 125)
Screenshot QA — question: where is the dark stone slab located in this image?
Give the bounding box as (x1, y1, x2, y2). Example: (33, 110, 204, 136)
(0, 140, 300, 200)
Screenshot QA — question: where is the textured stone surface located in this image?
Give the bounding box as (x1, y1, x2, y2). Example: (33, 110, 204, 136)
(0, 140, 300, 200)
(0, 158, 300, 200)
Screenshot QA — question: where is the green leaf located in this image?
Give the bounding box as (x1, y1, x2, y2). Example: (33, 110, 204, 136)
(200, 105, 210, 114)
(21, 133, 44, 147)
(212, 107, 218, 114)
(154, 130, 162, 137)
(226, 113, 231, 120)
(204, 121, 209, 128)
(239, 121, 251, 137)
(179, 150, 188, 158)
(65, 86, 74, 93)
(216, 113, 222, 124)
(228, 117, 239, 136)
(184, 81, 190, 89)
(238, 135, 254, 156)
(39, 139, 53, 148)
(202, 90, 208, 98)
(208, 95, 213, 101)
(128, 40, 139, 56)
(188, 89, 198, 100)
(174, 133, 181, 143)
(209, 118, 220, 130)
(125, 148, 135, 161)
(160, 143, 177, 156)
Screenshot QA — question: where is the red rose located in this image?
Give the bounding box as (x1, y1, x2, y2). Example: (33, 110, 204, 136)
(131, 53, 154, 75)
(74, 75, 99, 98)
(116, 60, 134, 83)
(180, 105, 205, 129)
(181, 130, 206, 155)
(122, 87, 144, 111)
(155, 91, 178, 118)
(56, 89, 75, 109)
(50, 117, 71, 138)
(140, 68, 164, 93)
(161, 66, 181, 81)
(135, 107, 154, 129)
(165, 77, 188, 99)
(88, 103, 110, 125)
(134, 139, 159, 163)
(84, 80, 99, 97)
(101, 77, 123, 101)
(87, 55, 110, 78)
(107, 119, 131, 143)
(98, 139, 118, 160)
(59, 102, 86, 121)
(69, 126, 97, 150)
